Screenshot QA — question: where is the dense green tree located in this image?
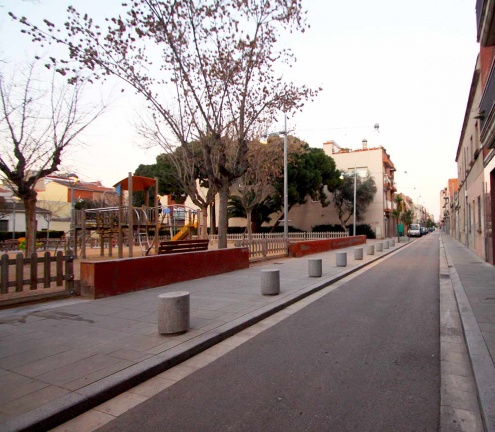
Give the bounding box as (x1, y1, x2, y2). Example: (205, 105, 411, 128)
(134, 154, 187, 206)
(391, 195, 405, 241)
(228, 194, 280, 234)
(403, 209, 414, 240)
(333, 171, 377, 230)
(269, 143, 341, 228)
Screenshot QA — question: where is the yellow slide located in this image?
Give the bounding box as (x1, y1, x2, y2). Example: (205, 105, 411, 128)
(171, 222, 198, 241)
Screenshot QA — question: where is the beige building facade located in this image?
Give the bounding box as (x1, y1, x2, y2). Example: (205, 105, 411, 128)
(287, 140, 397, 239)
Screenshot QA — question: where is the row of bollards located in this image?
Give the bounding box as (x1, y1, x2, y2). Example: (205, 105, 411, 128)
(157, 239, 398, 335)
(259, 239, 398, 298)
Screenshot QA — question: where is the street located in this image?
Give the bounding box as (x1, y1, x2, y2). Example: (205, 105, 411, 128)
(97, 234, 440, 432)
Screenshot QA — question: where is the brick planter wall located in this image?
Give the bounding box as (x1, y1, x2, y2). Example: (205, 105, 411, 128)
(80, 247, 250, 299)
(288, 236, 366, 258)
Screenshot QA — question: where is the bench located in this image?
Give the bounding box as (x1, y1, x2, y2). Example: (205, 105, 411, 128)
(158, 239, 209, 255)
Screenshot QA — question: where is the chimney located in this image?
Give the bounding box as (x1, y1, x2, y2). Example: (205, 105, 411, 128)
(362, 139, 368, 150)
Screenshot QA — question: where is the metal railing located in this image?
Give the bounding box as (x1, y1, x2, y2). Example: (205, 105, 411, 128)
(209, 231, 348, 242)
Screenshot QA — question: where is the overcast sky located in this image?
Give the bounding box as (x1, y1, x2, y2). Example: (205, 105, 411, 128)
(0, 0, 480, 220)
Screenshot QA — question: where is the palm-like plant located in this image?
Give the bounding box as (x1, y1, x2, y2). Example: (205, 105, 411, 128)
(402, 209, 414, 241)
(392, 195, 405, 241)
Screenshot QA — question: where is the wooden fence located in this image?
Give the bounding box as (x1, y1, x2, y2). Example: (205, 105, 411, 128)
(234, 238, 289, 260)
(0, 251, 75, 298)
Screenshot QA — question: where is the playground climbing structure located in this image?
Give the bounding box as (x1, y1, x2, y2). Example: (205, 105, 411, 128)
(73, 174, 202, 259)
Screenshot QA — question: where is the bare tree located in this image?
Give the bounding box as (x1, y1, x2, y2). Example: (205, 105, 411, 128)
(12, 0, 320, 248)
(0, 62, 105, 254)
(136, 117, 217, 239)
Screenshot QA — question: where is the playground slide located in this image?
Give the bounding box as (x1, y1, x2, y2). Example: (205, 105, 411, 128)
(171, 222, 198, 241)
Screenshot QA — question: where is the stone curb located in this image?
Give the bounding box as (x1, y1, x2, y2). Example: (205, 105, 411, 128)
(1, 241, 411, 432)
(443, 238, 495, 432)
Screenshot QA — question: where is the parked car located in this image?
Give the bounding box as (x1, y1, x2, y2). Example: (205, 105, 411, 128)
(408, 223, 422, 237)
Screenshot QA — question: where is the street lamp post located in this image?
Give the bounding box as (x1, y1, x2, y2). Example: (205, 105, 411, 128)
(353, 164, 356, 237)
(283, 115, 288, 240)
(68, 174, 79, 256)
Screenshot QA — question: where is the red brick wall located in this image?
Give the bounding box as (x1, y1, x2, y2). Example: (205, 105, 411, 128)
(480, 45, 495, 89)
(80, 247, 250, 299)
(288, 236, 366, 258)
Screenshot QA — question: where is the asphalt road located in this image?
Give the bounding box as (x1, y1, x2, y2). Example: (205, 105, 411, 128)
(99, 234, 440, 432)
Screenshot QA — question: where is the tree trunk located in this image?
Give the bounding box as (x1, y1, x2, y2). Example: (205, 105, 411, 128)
(199, 206, 208, 239)
(246, 209, 253, 241)
(217, 182, 230, 249)
(209, 202, 216, 236)
(23, 194, 38, 256)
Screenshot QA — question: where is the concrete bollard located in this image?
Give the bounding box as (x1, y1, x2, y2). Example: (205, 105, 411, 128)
(158, 291, 190, 335)
(384, 240, 390, 249)
(367, 244, 375, 255)
(376, 242, 383, 252)
(261, 269, 280, 295)
(390, 239, 395, 247)
(354, 247, 364, 260)
(336, 252, 347, 267)
(308, 258, 322, 277)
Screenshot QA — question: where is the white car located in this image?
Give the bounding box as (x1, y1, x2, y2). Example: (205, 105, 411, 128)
(408, 223, 422, 237)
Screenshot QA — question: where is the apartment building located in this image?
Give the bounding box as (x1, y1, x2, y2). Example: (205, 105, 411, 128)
(440, 179, 459, 235)
(35, 175, 117, 232)
(454, 1, 495, 264)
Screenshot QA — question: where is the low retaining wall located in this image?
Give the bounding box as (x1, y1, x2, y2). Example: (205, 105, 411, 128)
(288, 236, 366, 258)
(80, 247, 250, 299)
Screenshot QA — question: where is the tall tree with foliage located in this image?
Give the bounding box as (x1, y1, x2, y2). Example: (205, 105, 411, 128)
(0, 62, 104, 254)
(391, 194, 405, 241)
(267, 142, 341, 228)
(13, 0, 320, 248)
(228, 194, 280, 234)
(333, 171, 377, 231)
(134, 154, 188, 205)
(403, 209, 414, 240)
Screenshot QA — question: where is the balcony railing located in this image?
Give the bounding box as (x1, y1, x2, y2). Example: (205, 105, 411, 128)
(477, 0, 484, 40)
(479, 62, 495, 135)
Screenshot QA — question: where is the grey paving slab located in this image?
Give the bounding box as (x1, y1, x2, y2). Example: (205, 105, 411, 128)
(442, 233, 495, 432)
(63, 359, 135, 391)
(0, 239, 415, 431)
(11, 345, 112, 376)
(37, 354, 128, 387)
(0, 386, 70, 418)
(0, 373, 49, 406)
(0, 343, 75, 370)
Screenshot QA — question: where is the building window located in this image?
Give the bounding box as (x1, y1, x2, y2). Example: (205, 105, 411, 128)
(0, 220, 8, 231)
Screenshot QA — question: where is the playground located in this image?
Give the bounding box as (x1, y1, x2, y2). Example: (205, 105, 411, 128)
(73, 174, 204, 260)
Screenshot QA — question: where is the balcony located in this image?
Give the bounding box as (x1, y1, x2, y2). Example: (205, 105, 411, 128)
(477, 0, 484, 40)
(477, 0, 495, 45)
(479, 61, 495, 140)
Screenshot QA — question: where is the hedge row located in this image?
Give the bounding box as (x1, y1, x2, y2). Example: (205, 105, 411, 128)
(0, 231, 66, 242)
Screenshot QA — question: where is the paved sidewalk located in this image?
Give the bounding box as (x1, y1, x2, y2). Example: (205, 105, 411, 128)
(442, 233, 495, 432)
(0, 238, 405, 432)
